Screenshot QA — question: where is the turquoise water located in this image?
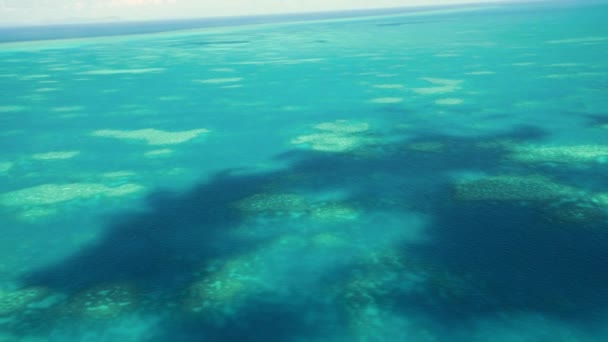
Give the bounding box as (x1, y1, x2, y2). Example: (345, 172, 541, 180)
(1, 1, 608, 341)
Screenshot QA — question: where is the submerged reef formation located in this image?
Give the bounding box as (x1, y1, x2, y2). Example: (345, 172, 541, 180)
(235, 193, 308, 214)
(454, 175, 608, 225)
(0, 162, 12, 173)
(290, 120, 376, 153)
(0, 183, 144, 221)
(78, 68, 165, 75)
(31, 151, 80, 161)
(435, 98, 464, 105)
(144, 148, 174, 158)
(412, 77, 463, 95)
(91, 128, 210, 146)
(336, 250, 474, 341)
(235, 192, 359, 222)
(508, 144, 608, 164)
(0, 183, 144, 207)
(184, 255, 267, 318)
(0, 288, 48, 316)
(453, 175, 580, 202)
(310, 202, 359, 221)
(66, 284, 137, 319)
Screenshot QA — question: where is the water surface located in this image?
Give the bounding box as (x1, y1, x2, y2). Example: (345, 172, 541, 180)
(1, 2, 608, 341)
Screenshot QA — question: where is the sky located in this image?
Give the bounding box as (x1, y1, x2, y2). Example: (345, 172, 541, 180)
(0, 0, 507, 25)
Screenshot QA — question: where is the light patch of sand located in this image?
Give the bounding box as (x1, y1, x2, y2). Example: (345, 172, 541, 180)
(35, 88, 59, 92)
(509, 144, 608, 164)
(91, 128, 209, 145)
(372, 84, 404, 89)
(0, 162, 13, 173)
(435, 98, 464, 105)
(78, 68, 165, 75)
(370, 97, 403, 104)
(543, 72, 606, 79)
(420, 78, 463, 87)
(412, 77, 463, 95)
(512, 62, 536, 66)
(221, 84, 243, 89)
(51, 106, 83, 112)
(233, 58, 323, 66)
(291, 120, 374, 153)
(0, 183, 144, 207)
(101, 171, 137, 178)
(412, 86, 457, 95)
(546, 37, 608, 44)
(465, 71, 495, 75)
(145, 149, 174, 157)
(211, 68, 235, 72)
(547, 63, 579, 67)
(314, 121, 370, 134)
(272, 58, 325, 65)
(0, 105, 25, 113)
(32, 151, 80, 160)
(19, 74, 51, 80)
(194, 78, 243, 84)
(18, 207, 59, 221)
(158, 96, 183, 101)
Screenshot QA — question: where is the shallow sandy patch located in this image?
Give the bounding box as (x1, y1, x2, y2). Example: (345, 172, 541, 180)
(412, 77, 463, 95)
(0, 183, 144, 206)
(372, 84, 404, 89)
(546, 37, 607, 44)
(145, 149, 174, 157)
(32, 151, 80, 160)
(194, 78, 243, 84)
(0, 106, 25, 113)
(435, 98, 464, 105)
(369, 97, 403, 104)
(465, 71, 495, 75)
(79, 68, 164, 75)
(91, 128, 209, 146)
(0, 162, 13, 173)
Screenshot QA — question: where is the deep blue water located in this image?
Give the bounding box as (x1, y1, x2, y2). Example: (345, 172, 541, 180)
(1, 1, 608, 341)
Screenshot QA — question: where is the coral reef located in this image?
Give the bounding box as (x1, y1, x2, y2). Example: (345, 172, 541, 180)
(435, 98, 464, 105)
(412, 77, 463, 95)
(0, 287, 47, 316)
(194, 78, 243, 84)
(313, 121, 370, 134)
(66, 284, 137, 319)
(31, 151, 80, 160)
(508, 145, 608, 164)
(91, 128, 209, 146)
(369, 97, 404, 104)
(235, 193, 308, 214)
(184, 256, 264, 316)
(0, 162, 12, 173)
(235, 193, 359, 222)
(453, 175, 580, 202)
(291, 120, 376, 153)
(0, 183, 144, 206)
(78, 68, 164, 75)
(144, 149, 173, 157)
(310, 202, 359, 221)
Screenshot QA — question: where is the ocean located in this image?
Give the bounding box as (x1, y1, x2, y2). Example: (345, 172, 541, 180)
(1, 1, 608, 341)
